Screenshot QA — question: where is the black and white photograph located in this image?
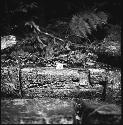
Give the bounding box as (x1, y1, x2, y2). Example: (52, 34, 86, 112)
(1, 0, 121, 124)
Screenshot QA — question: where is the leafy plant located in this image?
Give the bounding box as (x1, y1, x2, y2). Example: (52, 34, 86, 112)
(69, 10, 108, 39)
(96, 24, 121, 56)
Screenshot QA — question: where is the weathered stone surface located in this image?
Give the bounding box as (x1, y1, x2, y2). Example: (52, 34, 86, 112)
(21, 68, 93, 97)
(1, 98, 121, 124)
(1, 67, 20, 97)
(1, 35, 17, 50)
(21, 67, 89, 85)
(1, 66, 92, 97)
(1, 98, 75, 124)
(3, 66, 119, 99)
(88, 68, 107, 84)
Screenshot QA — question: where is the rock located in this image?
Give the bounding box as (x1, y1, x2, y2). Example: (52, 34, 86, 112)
(74, 99, 121, 125)
(1, 67, 20, 97)
(1, 98, 76, 124)
(1, 35, 17, 50)
(88, 68, 107, 84)
(21, 67, 90, 97)
(56, 62, 64, 69)
(1, 67, 101, 98)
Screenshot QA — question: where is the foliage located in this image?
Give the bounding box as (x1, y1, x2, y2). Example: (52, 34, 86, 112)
(9, 50, 43, 67)
(1, 82, 17, 96)
(10, 50, 29, 61)
(106, 24, 121, 42)
(95, 24, 121, 56)
(1, 66, 20, 97)
(69, 10, 108, 39)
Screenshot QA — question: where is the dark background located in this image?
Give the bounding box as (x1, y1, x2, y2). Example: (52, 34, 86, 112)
(1, 0, 121, 26)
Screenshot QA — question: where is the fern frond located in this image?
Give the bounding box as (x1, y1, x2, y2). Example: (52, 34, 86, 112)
(78, 17, 87, 37)
(69, 15, 81, 36)
(97, 11, 108, 25)
(83, 20, 91, 35)
(79, 17, 91, 38)
(86, 14, 97, 30)
(69, 11, 108, 39)
(90, 13, 101, 27)
(80, 12, 96, 31)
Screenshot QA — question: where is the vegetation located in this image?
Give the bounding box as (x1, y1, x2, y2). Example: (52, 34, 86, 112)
(69, 10, 108, 39)
(1, 0, 121, 124)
